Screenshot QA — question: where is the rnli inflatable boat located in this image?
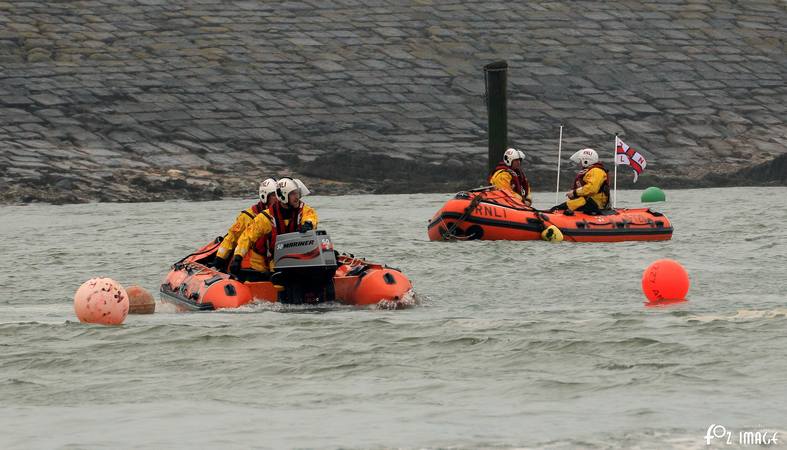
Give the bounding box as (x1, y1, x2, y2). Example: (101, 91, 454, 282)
(160, 230, 413, 311)
(427, 188, 673, 242)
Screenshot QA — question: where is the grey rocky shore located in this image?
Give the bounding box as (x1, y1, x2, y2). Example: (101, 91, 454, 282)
(1, 1, 785, 205)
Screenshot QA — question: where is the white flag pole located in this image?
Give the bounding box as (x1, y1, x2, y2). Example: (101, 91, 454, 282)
(613, 134, 619, 209)
(555, 125, 563, 205)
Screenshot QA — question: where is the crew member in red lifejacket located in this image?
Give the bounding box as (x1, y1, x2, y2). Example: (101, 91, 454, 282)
(230, 177, 318, 280)
(488, 148, 532, 206)
(212, 178, 278, 271)
(550, 148, 609, 214)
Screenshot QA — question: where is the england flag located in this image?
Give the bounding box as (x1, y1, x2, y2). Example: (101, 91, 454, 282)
(615, 137, 647, 182)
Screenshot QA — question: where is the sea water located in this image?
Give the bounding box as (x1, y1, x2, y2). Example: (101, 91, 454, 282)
(1, 188, 785, 449)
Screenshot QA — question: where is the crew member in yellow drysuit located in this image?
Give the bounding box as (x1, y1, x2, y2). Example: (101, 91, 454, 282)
(211, 178, 278, 271)
(550, 148, 609, 214)
(488, 147, 532, 206)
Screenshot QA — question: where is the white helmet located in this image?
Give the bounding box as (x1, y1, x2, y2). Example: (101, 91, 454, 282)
(275, 177, 310, 203)
(570, 148, 598, 168)
(503, 148, 525, 166)
(258, 178, 277, 202)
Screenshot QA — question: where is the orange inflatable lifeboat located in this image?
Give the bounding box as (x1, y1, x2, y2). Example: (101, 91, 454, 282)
(160, 231, 414, 311)
(428, 188, 673, 243)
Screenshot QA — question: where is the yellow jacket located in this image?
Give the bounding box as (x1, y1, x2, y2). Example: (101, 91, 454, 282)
(489, 169, 532, 204)
(216, 203, 266, 271)
(234, 203, 318, 271)
(296, 204, 318, 230)
(568, 166, 609, 210)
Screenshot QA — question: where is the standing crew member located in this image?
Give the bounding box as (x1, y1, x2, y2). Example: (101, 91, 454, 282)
(212, 178, 278, 270)
(230, 178, 318, 278)
(550, 148, 609, 214)
(488, 148, 532, 206)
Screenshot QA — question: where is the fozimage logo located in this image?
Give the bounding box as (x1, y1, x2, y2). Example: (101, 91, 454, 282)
(705, 424, 780, 446)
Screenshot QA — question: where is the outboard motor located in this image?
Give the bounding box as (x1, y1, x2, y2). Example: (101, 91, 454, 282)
(272, 230, 337, 304)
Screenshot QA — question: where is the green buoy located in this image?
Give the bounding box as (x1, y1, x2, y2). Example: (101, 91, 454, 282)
(641, 186, 666, 203)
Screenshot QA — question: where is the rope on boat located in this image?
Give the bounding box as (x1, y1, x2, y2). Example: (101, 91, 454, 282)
(439, 189, 543, 241)
(440, 193, 485, 241)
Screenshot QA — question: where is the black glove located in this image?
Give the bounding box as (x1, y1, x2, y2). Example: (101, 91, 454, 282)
(229, 255, 243, 275)
(210, 256, 227, 270)
(299, 221, 313, 232)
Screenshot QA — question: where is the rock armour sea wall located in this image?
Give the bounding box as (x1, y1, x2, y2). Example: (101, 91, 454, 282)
(1, 0, 785, 202)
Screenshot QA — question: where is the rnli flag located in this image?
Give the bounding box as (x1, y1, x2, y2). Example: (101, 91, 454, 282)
(615, 137, 647, 183)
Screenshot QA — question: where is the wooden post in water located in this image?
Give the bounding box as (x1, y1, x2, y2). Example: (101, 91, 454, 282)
(484, 61, 508, 172)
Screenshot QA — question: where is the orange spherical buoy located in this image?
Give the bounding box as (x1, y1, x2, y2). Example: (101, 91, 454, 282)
(74, 278, 129, 325)
(642, 259, 689, 306)
(126, 285, 156, 314)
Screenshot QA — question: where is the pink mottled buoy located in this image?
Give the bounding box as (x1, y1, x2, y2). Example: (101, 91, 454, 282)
(642, 259, 690, 307)
(126, 285, 156, 314)
(74, 278, 129, 325)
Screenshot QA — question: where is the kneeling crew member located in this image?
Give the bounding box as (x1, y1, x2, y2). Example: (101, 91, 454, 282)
(489, 147, 532, 206)
(551, 148, 609, 214)
(212, 178, 278, 270)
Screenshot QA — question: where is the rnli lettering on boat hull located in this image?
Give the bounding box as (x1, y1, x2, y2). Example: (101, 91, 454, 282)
(475, 204, 507, 219)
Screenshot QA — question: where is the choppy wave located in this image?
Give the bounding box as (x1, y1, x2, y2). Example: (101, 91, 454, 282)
(686, 308, 787, 323)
